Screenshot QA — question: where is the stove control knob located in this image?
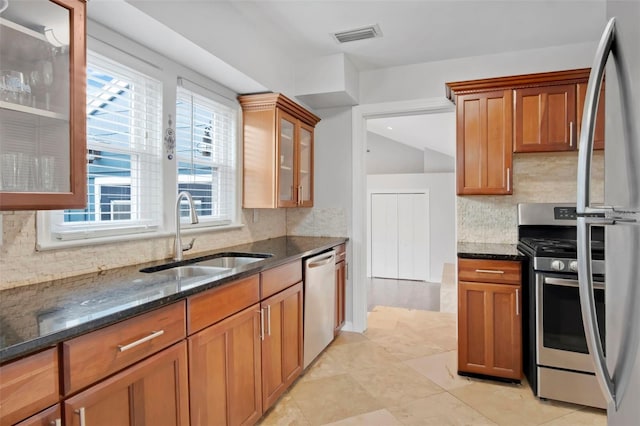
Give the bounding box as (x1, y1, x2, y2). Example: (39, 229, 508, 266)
(569, 261, 578, 272)
(551, 260, 566, 271)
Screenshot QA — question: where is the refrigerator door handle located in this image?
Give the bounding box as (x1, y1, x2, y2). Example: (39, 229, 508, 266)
(576, 17, 618, 409)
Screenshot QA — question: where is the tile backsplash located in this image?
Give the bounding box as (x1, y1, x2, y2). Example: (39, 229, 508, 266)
(457, 151, 605, 244)
(0, 209, 287, 290)
(0, 206, 349, 291)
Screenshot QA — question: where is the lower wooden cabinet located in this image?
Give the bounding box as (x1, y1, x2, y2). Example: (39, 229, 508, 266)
(0, 348, 59, 426)
(63, 342, 190, 426)
(14, 405, 61, 426)
(335, 259, 346, 335)
(457, 258, 522, 381)
(261, 282, 303, 411)
(188, 304, 262, 426)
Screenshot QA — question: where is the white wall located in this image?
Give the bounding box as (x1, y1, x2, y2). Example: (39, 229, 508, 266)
(424, 148, 455, 173)
(366, 132, 424, 175)
(367, 173, 455, 283)
(359, 42, 596, 103)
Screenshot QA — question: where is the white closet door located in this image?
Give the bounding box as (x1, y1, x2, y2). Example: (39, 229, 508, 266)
(398, 193, 429, 281)
(371, 193, 399, 278)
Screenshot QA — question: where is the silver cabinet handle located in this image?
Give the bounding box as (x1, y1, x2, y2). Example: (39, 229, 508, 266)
(474, 269, 505, 274)
(117, 330, 164, 352)
(576, 17, 617, 409)
(298, 185, 303, 205)
(515, 289, 520, 316)
(569, 121, 574, 147)
(506, 167, 511, 192)
(52, 419, 61, 426)
(258, 309, 265, 340)
(75, 408, 86, 426)
(267, 304, 271, 336)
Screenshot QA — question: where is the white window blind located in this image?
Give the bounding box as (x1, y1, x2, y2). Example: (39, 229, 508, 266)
(175, 83, 236, 226)
(50, 52, 163, 240)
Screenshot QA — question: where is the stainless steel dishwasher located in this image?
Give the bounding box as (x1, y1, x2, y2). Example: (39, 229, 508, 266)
(303, 250, 336, 369)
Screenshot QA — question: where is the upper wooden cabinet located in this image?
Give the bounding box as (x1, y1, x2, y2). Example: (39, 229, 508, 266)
(455, 90, 513, 195)
(239, 93, 320, 208)
(0, 0, 87, 211)
(514, 84, 576, 153)
(576, 82, 605, 151)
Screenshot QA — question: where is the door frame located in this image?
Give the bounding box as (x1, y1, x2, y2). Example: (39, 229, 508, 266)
(350, 98, 454, 333)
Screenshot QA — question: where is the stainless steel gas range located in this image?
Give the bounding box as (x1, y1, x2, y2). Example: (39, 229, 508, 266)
(517, 203, 606, 409)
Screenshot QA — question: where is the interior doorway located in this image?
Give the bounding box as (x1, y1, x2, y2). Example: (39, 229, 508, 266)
(350, 98, 456, 333)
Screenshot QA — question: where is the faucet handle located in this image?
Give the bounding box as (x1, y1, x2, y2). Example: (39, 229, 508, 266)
(183, 238, 196, 252)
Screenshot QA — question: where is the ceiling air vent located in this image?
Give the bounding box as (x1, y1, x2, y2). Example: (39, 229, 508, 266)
(333, 24, 382, 43)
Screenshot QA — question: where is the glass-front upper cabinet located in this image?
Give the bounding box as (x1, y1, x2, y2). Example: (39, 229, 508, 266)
(298, 123, 313, 207)
(278, 111, 296, 207)
(0, 0, 86, 210)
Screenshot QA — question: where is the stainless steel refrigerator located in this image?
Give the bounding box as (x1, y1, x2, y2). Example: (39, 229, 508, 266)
(576, 1, 640, 424)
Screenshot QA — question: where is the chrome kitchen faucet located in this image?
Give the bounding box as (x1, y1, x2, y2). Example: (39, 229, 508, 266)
(174, 191, 199, 261)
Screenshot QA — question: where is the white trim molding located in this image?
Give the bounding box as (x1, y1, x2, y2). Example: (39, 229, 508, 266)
(350, 97, 454, 333)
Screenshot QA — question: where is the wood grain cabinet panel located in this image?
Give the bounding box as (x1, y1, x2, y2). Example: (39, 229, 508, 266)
(261, 260, 302, 299)
(456, 90, 513, 195)
(187, 275, 260, 334)
(335, 257, 346, 335)
(64, 342, 189, 426)
(62, 302, 186, 395)
(239, 93, 320, 209)
(514, 84, 577, 152)
(576, 82, 605, 150)
(261, 282, 303, 411)
(0, 0, 87, 211)
(0, 348, 59, 426)
(457, 258, 522, 381)
(14, 405, 61, 426)
(189, 304, 262, 426)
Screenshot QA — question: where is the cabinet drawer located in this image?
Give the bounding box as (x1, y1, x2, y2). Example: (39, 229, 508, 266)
(335, 244, 346, 263)
(62, 302, 186, 395)
(0, 348, 59, 426)
(261, 260, 302, 299)
(188, 275, 260, 334)
(458, 258, 521, 285)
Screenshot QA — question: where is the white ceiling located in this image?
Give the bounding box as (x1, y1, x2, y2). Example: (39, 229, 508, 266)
(86, 0, 606, 155)
(367, 112, 457, 157)
(228, 0, 606, 71)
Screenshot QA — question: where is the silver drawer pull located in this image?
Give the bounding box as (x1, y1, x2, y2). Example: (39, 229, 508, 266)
(117, 330, 164, 352)
(75, 408, 86, 426)
(474, 269, 505, 274)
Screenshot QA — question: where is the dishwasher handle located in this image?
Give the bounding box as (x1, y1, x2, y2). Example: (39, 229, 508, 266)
(307, 252, 336, 268)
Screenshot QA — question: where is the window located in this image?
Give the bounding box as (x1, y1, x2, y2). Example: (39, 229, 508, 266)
(47, 52, 163, 241)
(175, 82, 237, 226)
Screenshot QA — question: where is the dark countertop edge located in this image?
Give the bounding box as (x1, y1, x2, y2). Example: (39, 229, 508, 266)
(457, 242, 527, 261)
(0, 237, 348, 364)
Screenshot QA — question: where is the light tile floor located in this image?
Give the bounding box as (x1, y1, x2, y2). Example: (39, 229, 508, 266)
(258, 306, 607, 426)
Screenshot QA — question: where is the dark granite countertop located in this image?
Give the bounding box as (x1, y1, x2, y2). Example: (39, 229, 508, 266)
(0, 236, 347, 364)
(457, 242, 526, 261)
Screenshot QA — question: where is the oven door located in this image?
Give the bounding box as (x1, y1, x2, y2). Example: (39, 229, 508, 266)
(536, 272, 605, 373)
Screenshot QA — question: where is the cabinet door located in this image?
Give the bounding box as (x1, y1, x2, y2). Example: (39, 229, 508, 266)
(277, 110, 297, 207)
(261, 282, 303, 411)
(14, 405, 61, 426)
(189, 304, 262, 426)
(0, 0, 86, 210)
(514, 84, 576, 152)
(370, 193, 399, 278)
(458, 281, 522, 380)
(64, 342, 189, 426)
(297, 122, 314, 207)
(335, 260, 346, 335)
(397, 193, 429, 281)
(456, 90, 513, 195)
(576, 82, 605, 150)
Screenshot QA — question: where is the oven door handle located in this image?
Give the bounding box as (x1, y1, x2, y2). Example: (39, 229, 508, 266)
(544, 277, 605, 290)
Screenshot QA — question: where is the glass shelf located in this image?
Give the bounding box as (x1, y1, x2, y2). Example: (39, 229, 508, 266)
(0, 101, 68, 120)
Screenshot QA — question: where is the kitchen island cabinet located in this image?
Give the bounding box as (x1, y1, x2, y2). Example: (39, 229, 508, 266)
(239, 93, 320, 208)
(457, 258, 522, 381)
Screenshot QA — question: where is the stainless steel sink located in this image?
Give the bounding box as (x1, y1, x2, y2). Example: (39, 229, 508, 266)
(193, 255, 268, 269)
(158, 265, 230, 279)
